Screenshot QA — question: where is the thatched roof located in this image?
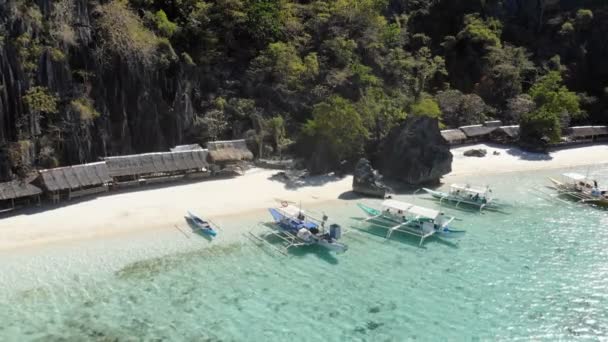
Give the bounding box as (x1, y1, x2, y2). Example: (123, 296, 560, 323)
(0, 179, 42, 200)
(459, 124, 498, 137)
(567, 126, 608, 138)
(440, 129, 467, 142)
(494, 125, 520, 138)
(39, 162, 111, 191)
(207, 139, 254, 163)
(484, 120, 502, 128)
(170, 144, 204, 152)
(104, 150, 209, 177)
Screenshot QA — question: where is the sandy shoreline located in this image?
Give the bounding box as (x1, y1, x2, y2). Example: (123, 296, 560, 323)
(1, 143, 607, 251)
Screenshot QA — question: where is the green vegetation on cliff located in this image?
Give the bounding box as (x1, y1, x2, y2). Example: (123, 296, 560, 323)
(1, 0, 607, 177)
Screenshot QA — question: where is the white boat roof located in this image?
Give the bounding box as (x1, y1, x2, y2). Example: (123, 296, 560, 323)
(562, 173, 588, 181)
(279, 205, 305, 218)
(450, 184, 488, 194)
(381, 199, 439, 219)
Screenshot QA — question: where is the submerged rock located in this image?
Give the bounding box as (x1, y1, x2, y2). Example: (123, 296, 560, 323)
(377, 117, 452, 186)
(463, 148, 487, 157)
(352, 158, 388, 198)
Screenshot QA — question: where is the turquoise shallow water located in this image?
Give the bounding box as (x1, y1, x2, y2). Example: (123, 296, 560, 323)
(1, 166, 608, 341)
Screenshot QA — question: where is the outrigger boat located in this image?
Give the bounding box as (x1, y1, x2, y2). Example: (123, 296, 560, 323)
(357, 200, 465, 246)
(186, 211, 218, 237)
(249, 203, 348, 254)
(421, 184, 497, 211)
(548, 173, 608, 207)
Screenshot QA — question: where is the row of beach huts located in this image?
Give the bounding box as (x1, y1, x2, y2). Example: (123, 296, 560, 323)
(0, 140, 254, 212)
(441, 121, 608, 146)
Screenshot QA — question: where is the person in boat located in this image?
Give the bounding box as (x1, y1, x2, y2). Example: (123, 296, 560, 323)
(297, 212, 305, 221)
(473, 193, 480, 201)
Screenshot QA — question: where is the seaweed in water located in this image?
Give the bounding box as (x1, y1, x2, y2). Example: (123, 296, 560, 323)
(366, 321, 384, 330)
(368, 306, 381, 314)
(115, 243, 243, 280)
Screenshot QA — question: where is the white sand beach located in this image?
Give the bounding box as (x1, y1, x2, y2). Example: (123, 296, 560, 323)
(1, 143, 607, 251)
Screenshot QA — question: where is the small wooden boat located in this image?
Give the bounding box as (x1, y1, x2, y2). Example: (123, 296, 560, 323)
(548, 173, 608, 208)
(357, 200, 465, 246)
(422, 184, 498, 211)
(186, 211, 218, 237)
(249, 203, 348, 254)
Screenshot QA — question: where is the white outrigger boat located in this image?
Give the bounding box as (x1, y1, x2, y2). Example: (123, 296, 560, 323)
(548, 173, 608, 207)
(357, 200, 465, 246)
(422, 184, 496, 211)
(248, 203, 348, 255)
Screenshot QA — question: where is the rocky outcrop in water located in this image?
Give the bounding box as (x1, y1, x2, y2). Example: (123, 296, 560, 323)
(352, 158, 387, 198)
(377, 117, 452, 186)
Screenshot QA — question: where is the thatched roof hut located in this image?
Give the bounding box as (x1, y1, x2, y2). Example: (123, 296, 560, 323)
(0, 178, 42, 201)
(207, 139, 254, 164)
(104, 150, 209, 178)
(38, 162, 112, 192)
(489, 125, 520, 143)
(440, 129, 468, 144)
(459, 124, 498, 138)
(170, 144, 204, 152)
(567, 126, 608, 139)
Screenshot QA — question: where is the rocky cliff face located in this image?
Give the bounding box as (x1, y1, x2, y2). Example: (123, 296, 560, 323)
(0, 0, 203, 180)
(378, 117, 452, 186)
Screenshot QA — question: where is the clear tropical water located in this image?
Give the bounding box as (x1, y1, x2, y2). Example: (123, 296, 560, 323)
(1, 166, 608, 341)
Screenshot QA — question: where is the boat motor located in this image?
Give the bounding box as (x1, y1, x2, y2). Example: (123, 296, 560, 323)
(329, 224, 342, 240)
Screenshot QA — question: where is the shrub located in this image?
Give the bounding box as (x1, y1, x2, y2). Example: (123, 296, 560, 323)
(575, 9, 593, 28)
(71, 97, 100, 120)
(458, 14, 502, 47)
(22, 87, 58, 114)
(95, 0, 164, 66)
(153, 10, 178, 37)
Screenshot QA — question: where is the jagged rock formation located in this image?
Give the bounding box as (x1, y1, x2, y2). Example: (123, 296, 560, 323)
(352, 158, 387, 198)
(378, 117, 452, 186)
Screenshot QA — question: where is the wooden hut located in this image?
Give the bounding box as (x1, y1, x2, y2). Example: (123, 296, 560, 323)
(207, 139, 254, 165)
(459, 123, 500, 142)
(0, 177, 42, 212)
(566, 126, 608, 142)
(38, 162, 112, 203)
(489, 125, 520, 144)
(104, 150, 209, 184)
(440, 129, 468, 145)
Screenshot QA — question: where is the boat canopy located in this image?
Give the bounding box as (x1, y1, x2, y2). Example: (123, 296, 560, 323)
(450, 184, 488, 195)
(381, 200, 440, 219)
(279, 205, 306, 218)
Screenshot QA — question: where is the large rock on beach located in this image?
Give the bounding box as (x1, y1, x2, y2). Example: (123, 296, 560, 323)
(463, 148, 487, 157)
(352, 158, 388, 198)
(377, 117, 452, 185)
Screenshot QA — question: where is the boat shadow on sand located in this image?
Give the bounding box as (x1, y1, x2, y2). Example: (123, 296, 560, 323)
(349, 217, 460, 249)
(254, 222, 340, 265)
(184, 217, 214, 241)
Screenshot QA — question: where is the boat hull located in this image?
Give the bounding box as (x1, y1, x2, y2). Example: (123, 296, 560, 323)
(356, 203, 465, 237)
(267, 208, 347, 252)
(548, 178, 608, 207)
(422, 188, 497, 209)
(187, 211, 218, 236)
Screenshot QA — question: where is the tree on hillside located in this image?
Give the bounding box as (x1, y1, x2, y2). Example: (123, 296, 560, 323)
(302, 96, 368, 165)
(520, 71, 581, 143)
